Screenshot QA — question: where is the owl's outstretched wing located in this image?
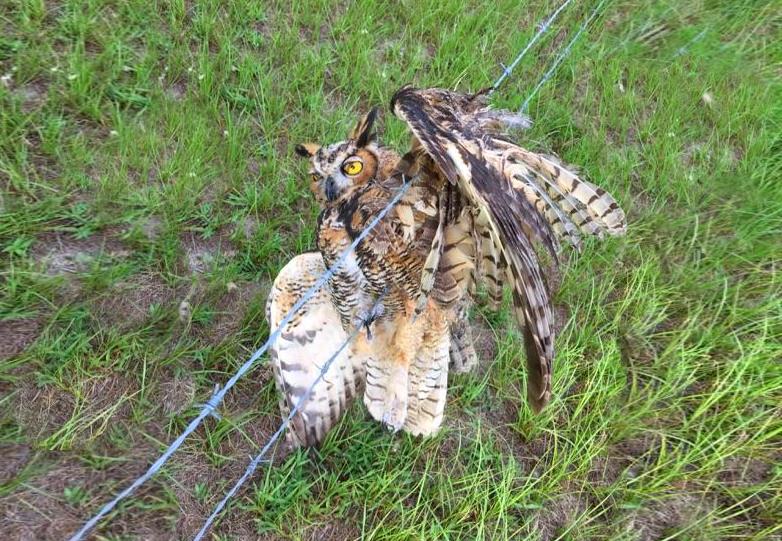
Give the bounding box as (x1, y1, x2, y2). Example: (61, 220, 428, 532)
(391, 86, 626, 412)
(266, 252, 370, 447)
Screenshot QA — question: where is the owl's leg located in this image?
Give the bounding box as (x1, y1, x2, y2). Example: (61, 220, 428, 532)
(363, 301, 426, 433)
(380, 361, 409, 432)
(405, 307, 450, 437)
(449, 299, 478, 374)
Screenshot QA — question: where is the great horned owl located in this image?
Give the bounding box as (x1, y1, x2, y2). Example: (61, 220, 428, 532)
(269, 85, 626, 446)
(267, 113, 477, 446)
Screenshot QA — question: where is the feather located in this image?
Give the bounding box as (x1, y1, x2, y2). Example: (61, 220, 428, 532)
(267, 252, 371, 447)
(514, 150, 627, 236)
(449, 299, 478, 374)
(472, 207, 506, 310)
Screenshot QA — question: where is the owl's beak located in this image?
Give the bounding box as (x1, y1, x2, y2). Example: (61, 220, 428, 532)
(324, 177, 338, 201)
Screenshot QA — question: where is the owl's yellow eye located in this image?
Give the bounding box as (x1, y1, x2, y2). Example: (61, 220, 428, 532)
(342, 161, 363, 176)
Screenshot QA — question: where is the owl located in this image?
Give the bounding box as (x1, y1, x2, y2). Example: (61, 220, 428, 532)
(270, 85, 626, 446)
(267, 113, 477, 445)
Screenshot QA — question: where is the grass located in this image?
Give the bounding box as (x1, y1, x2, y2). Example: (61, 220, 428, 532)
(0, 0, 780, 539)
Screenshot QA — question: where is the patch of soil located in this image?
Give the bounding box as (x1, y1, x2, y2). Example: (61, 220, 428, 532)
(588, 453, 631, 487)
(197, 281, 265, 345)
(0, 449, 168, 541)
(0, 443, 33, 485)
(534, 490, 590, 541)
(618, 331, 658, 366)
(614, 433, 665, 475)
(588, 433, 668, 488)
(165, 80, 187, 101)
(12, 381, 75, 442)
(14, 79, 49, 112)
(617, 492, 714, 541)
(31, 232, 128, 276)
(239, 215, 260, 239)
(140, 215, 164, 240)
(469, 312, 498, 364)
(158, 374, 197, 416)
(11, 375, 137, 447)
(0, 318, 43, 361)
(254, 18, 271, 38)
(553, 303, 570, 337)
(484, 399, 551, 474)
(304, 519, 361, 541)
(92, 272, 179, 330)
(180, 231, 237, 274)
(716, 456, 773, 487)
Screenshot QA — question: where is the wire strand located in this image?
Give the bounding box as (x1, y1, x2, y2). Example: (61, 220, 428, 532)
(520, 0, 608, 113)
(489, 0, 577, 95)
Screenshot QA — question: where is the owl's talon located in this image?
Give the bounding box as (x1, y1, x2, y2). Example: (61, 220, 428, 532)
(355, 302, 385, 340)
(381, 396, 407, 433)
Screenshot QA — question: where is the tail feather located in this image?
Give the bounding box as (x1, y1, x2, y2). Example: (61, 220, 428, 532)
(449, 300, 478, 373)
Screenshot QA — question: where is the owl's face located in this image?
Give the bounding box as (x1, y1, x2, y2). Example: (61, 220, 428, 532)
(295, 108, 379, 205)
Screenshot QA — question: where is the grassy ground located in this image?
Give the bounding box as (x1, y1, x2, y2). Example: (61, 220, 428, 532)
(1, 0, 780, 539)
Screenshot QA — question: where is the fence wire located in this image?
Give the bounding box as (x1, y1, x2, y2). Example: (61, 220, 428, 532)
(520, 0, 608, 112)
(488, 0, 576, 95)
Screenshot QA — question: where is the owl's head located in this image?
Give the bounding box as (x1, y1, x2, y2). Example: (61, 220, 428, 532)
(295, 108, 380, 205)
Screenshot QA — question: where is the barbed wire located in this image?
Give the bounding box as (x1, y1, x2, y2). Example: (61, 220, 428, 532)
(192, 290, 387, 540)
(520, 0, 608, 113)
(67, 179, 413, 541)
(489, 0, 577, 95)
(673, 28, 708, 58)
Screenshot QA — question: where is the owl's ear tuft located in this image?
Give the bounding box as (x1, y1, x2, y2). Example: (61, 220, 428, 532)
(295, 143, 320, 158)
(351, 107, 379, 148)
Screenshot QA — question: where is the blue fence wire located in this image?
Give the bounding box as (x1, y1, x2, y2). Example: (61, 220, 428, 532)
(520, 0, 608, 113)
(673, 28, 708, 58)
(67, 179, 414, 541)
(489, 0, 577, 95)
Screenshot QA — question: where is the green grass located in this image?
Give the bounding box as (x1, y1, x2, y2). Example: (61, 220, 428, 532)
(0, 0, 780, 539)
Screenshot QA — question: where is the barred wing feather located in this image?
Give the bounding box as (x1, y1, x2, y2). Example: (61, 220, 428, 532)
(391, 86, 555, 411)
(266, 252, 370, 447)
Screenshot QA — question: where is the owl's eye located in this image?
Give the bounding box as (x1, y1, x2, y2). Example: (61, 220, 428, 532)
(342, 161, 363, 176)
